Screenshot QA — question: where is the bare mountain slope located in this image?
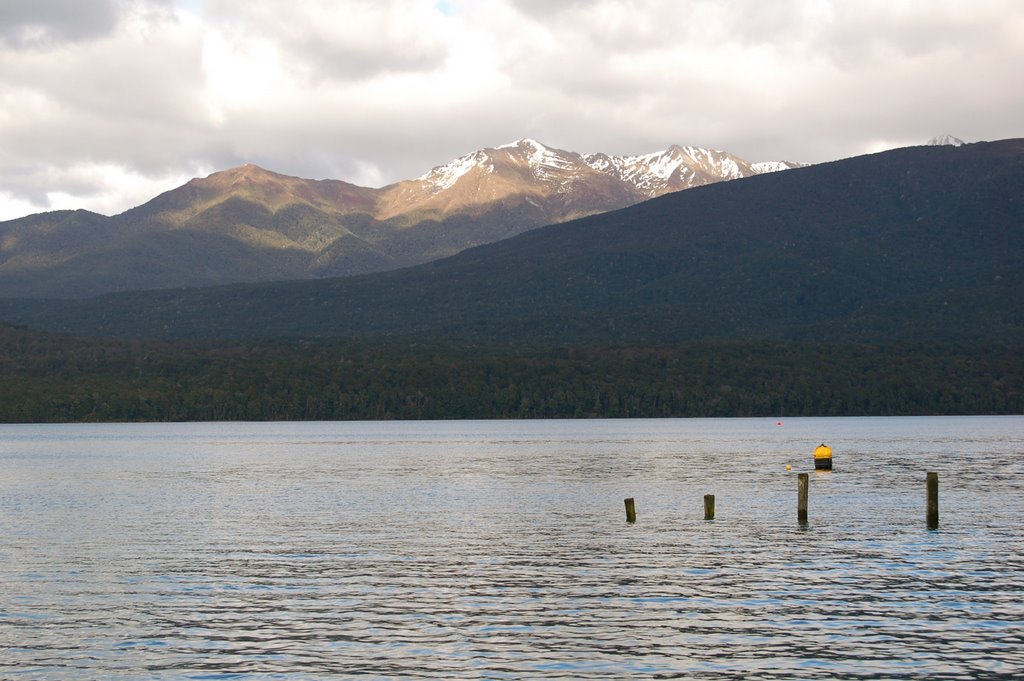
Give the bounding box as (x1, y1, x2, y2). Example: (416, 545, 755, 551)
(0, 139, 799, 298)
(380, 139, 644, 222)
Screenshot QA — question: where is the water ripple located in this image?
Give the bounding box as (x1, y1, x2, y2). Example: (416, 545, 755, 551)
(1, 417, 1022, 678)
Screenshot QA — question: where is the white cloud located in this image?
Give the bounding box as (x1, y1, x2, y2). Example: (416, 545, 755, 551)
(0, 161, 210, 221)
(0, 0, 1022, 221)
(0, 193, 44, 222)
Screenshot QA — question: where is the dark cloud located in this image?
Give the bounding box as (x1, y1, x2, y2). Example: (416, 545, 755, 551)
(205, 0, 450, 82)
(0, 0, 120, 47)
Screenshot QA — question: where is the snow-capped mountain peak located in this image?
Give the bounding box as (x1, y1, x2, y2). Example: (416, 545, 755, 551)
(582, 144, 759, 196)
(401, 139, 803, 218)
(419, 139, 584, 193)
(496, 137, 548, 153)
(927, 134, 965, 147)
(495, 139, 580, 178)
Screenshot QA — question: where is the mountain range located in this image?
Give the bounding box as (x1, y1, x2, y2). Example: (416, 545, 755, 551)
(0, 139, 800, 298)
(2, 138, 1020, 345)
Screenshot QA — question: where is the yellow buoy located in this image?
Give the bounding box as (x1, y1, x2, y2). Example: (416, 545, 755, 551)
(813, 443, 833, 470)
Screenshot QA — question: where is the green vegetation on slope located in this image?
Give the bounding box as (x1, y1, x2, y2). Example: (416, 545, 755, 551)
(1, 140, 1021, 343)
(1, 324, 1018, 422)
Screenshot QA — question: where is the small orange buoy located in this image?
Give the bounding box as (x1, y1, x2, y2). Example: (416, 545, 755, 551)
(786, 464, 792, 471)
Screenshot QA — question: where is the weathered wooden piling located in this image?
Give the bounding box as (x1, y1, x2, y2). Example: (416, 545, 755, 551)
(624, 497, 636, 523)
(926, 472, 939, 529)
(704, 494, 715, 520)
(797, 473, 809, 523)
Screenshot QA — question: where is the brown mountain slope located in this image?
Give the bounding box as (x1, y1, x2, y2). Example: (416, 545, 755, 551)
(377, 140, 646, 221)
(0, 140, 798, 298)
(120, 164, 382, 253)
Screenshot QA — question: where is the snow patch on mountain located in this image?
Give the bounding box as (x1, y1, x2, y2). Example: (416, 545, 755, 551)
(418, 149, 494, 192)
(751, 161, 801, 174)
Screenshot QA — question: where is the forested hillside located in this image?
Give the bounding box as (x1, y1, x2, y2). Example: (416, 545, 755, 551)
(1, 140, 1020, 344)
(1, 324, 1018, 422)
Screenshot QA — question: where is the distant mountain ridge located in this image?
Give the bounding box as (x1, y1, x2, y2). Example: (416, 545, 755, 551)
(0, 139, 799, 298)
(2, 139, 1020, 345)
(412, 138, 801, 204)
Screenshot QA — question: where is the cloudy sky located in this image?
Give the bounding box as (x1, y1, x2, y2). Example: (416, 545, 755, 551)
(1, 0, 1022, 220)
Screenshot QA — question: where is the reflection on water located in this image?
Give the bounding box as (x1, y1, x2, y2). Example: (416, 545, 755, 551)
(1, 417, 1022, 678)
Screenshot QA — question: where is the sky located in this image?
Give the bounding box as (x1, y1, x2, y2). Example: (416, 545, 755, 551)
(1, 0, 1022, 220)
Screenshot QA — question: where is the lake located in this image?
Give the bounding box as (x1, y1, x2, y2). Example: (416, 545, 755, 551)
(1, 417, 1022, 679)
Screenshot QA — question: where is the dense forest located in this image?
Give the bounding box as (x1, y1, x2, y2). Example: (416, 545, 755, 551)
(1, 324, 1018, 422)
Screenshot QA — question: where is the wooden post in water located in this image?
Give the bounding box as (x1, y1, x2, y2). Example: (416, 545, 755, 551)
(624, 497, 637, 524)
(797, 473, 809, 524)
(704, 494, 715, 520)
(926, 472, 939, 529)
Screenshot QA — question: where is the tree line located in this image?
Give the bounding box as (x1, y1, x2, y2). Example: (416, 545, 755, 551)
(1, 324, 1019, 422)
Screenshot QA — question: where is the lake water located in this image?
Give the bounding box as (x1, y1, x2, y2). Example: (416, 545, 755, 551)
(1, 417, 1022, 679)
